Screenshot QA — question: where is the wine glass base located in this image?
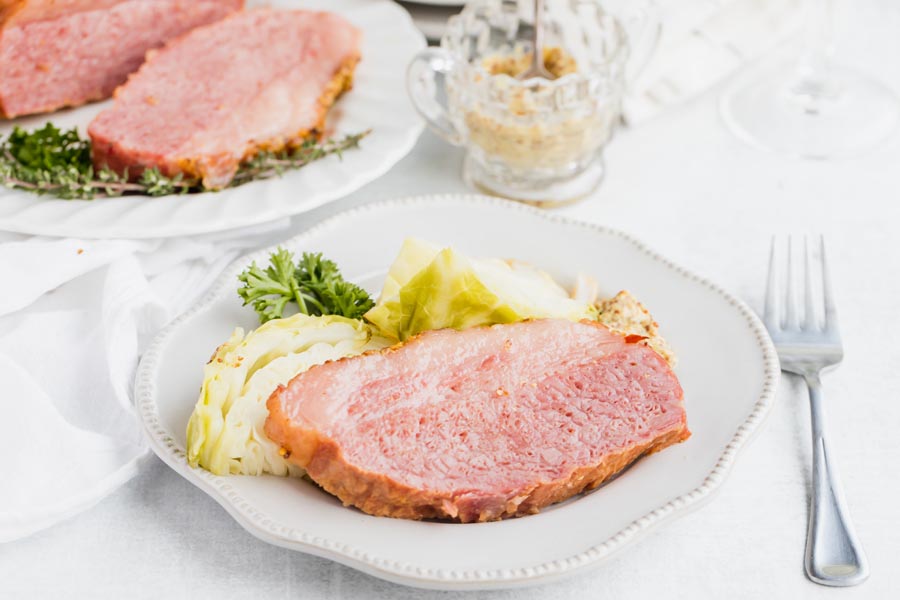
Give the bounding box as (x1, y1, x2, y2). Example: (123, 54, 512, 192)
(721, 55, 900, 159)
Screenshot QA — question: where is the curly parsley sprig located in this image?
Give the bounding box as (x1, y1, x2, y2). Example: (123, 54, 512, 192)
(237, 248, 374, 323)
(0, 123, 369, 200)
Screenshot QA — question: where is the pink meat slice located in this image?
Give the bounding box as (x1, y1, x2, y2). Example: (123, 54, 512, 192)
(265, 319, 690, 523)
(1, 1, 127, 24)
(0, 0, 242, 118)
(87, 8, 361, 189)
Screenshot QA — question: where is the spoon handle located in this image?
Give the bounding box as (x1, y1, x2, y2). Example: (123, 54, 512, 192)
(532, 0, 544, 71)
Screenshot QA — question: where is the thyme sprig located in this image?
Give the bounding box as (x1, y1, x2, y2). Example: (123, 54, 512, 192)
(0, 123, 369, 200)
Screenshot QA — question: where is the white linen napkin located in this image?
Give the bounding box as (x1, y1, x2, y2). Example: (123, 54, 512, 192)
(0, 221, 289, 542)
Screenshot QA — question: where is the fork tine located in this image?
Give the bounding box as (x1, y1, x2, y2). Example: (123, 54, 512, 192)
(803, 236, 818, 330)
(784, 236, 799, 329)
(763, 236, 780, 329)
(821, 236, 838, 333)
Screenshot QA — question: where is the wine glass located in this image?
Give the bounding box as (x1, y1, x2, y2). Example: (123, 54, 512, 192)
(720, 0, 899, 159)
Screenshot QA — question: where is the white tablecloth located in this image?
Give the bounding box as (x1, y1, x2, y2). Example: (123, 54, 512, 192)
(3, 3, 900, 597)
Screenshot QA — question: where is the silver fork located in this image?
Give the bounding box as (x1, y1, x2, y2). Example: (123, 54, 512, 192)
(763, 236, 869, 587)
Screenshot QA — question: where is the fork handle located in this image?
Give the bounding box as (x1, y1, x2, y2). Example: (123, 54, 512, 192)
(803, 373, 869, 586)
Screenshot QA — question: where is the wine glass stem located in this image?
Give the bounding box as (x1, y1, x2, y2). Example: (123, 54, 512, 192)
(791, 0, 838, 106)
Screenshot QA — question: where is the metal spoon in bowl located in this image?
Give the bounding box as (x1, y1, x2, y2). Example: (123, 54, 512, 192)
(518, 0, 553, 80)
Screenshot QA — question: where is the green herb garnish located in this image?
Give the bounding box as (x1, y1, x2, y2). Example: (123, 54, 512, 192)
(237, 248, 374, 323)
(0, 123, 369, 200)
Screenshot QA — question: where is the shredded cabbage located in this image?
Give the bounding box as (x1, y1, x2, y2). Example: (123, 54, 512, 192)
(186, 314, 389, 476)
(365, 238, 594, 340)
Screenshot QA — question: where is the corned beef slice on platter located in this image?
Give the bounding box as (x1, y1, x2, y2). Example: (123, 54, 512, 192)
(87, 9, 361, 189)
(0, 0, 243, 118)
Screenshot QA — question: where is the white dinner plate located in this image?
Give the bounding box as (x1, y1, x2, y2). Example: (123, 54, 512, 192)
(135, 195, 779, 590)
(0, 0, 424, 239)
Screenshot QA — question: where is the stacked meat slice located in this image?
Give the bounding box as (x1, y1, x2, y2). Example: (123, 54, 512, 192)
(88, 9, 361, 189)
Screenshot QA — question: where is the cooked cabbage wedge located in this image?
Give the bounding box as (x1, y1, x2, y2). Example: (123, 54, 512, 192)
(365, 238, 595, 340)
(186, 314, 389, 476)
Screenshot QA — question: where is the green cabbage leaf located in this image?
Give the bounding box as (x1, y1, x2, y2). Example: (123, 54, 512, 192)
(365, 238, 594, 340)
(186, 313, 389, 476)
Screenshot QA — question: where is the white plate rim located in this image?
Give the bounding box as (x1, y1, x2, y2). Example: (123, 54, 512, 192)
(0, 0, 425, 239)
(134, 194, 780, 589)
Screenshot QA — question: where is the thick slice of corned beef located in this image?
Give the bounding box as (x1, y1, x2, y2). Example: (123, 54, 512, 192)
(87, 8, 361, 189)
(265, 319, 690, 523)
(0, 0, 242, 118)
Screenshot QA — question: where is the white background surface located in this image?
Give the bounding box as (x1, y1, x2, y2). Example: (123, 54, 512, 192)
(2, 1, 900, 598)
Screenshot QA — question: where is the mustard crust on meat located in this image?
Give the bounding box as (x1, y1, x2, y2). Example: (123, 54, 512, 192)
(174, 53, 360, 188)
(596, 290, 677, 367)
